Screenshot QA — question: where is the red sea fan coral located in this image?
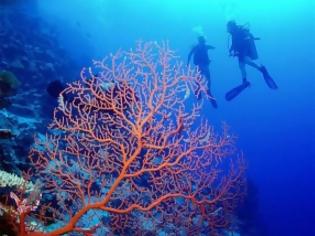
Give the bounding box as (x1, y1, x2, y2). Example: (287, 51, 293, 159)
(10, 41, 245, 235)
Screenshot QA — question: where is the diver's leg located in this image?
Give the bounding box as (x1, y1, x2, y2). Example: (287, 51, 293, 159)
(243, 57, 261, 70)
(196, 65, 211, 91)
(193, 65, 203, 100)
(238, 59, 248, 83)
(202, 66, 217, 108)
(243, 57, 277, 88)
(243, 57, 273, 76)
(203, 67, 211, 91)
(199, 66, 212, 94)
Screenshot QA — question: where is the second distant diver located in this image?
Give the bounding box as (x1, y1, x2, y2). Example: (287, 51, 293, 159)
(187, 36, 218, 108)
(225, 20, 278, 101)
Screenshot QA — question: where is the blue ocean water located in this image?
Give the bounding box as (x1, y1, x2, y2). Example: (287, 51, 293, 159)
(0, 0, 314, 235)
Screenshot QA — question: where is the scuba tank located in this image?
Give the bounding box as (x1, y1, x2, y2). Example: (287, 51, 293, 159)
(240, 23, 258, 60)
(227, 21, 259, 60)
(242, 23, 258, 60)
(248, 36, 258, 60)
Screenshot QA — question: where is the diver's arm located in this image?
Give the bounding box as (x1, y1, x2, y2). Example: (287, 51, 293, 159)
(206, 45, 215, 50)
(249, 32, 260, 40)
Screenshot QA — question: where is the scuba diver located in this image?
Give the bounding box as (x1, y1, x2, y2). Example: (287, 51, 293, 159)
(225, 20, 278, 101)
(187, 36, 218, 108)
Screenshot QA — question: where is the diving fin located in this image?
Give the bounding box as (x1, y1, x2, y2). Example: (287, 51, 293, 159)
(260, 66, 278, 89)
(225, 81, 250, 101)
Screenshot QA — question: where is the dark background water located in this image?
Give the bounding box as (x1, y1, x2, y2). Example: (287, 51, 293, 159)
(3, 0, 315, 235)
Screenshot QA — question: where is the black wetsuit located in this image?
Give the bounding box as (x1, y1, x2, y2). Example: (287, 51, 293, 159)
(189, 44, 213, 84)
(187, 41, 218, 108)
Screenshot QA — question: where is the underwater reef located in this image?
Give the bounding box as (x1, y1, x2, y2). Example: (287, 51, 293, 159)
(0, 42, 246, 235)
(0, 6, 79, 178)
